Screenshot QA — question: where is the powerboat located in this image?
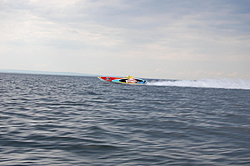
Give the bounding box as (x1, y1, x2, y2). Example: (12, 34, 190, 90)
(98, 76, 147, 85)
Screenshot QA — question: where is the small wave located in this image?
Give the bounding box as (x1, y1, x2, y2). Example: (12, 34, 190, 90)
(147, 79, 250, 90)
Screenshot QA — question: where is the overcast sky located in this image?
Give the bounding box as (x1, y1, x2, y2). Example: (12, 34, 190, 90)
(1, 0, 250, 79)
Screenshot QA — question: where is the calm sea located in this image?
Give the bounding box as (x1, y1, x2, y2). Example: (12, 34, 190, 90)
(1, 73, 250, 166)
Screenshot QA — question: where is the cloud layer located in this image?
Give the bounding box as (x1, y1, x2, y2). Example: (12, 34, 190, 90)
(1, 0, 250, 79)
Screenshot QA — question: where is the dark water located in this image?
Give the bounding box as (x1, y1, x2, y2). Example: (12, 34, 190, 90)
(1, 73, 250, 166)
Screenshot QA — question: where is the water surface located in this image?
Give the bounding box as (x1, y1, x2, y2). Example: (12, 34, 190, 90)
(1, 73, 250, 165)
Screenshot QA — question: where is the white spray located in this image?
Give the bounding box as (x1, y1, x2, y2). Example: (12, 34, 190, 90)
(147, 79, 250, 90)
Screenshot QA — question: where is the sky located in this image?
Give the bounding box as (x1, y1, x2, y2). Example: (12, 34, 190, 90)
(1, 0, 250, 79)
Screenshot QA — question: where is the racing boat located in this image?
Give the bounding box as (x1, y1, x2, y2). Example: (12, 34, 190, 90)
(98, 76, 147, 85)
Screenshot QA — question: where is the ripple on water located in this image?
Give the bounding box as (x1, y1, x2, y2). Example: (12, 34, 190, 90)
(1, 74, 250, 165)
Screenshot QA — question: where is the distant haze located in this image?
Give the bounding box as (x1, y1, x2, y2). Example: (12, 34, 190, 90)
(0, 69, 96, 77)
(1, 0, 250, 79)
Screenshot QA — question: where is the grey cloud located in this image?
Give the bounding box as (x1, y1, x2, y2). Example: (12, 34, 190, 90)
(1, 0, 250, 73)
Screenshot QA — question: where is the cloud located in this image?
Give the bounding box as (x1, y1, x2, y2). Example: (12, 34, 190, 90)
(0, 0, 250, 79)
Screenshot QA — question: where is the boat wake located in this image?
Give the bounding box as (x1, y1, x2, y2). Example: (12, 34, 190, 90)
(147, 79, 250, 90)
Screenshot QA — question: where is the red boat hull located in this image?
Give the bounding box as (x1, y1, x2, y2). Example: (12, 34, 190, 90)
(98, 77, 122, 82)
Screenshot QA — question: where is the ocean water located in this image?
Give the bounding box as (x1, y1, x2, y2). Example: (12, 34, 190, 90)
(1, 73, 250, 166)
